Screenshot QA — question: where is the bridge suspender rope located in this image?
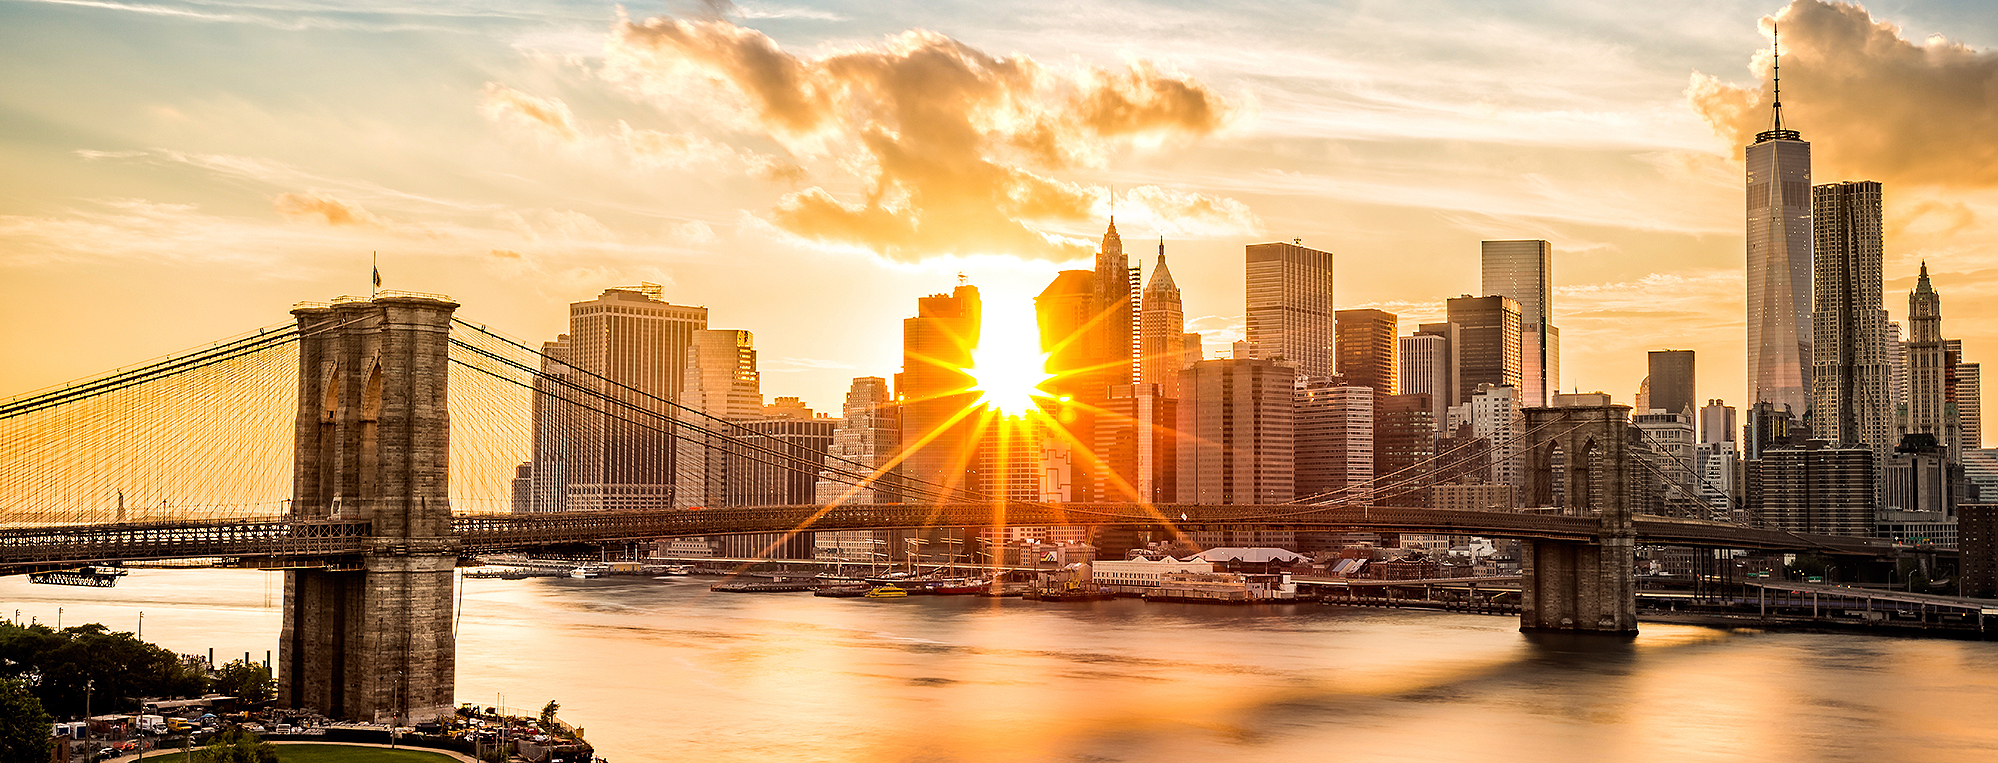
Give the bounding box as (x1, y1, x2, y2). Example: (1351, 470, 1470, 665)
(445, 342, 956, 506)
(1285, 413, 1590, 507)
(446, 319, 1043, 510)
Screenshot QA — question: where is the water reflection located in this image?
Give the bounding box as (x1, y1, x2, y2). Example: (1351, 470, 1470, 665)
(6, 570, 1997, 762)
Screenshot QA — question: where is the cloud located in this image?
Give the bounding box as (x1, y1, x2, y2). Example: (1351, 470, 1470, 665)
(603, 14, 1246, 261)
(1687, 0, 1998, 188)
(481, 83, 580, 141)
(272, 192, 386, 227)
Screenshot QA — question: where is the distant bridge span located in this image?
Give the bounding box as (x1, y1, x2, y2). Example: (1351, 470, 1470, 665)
(0, 502, 1894, 576)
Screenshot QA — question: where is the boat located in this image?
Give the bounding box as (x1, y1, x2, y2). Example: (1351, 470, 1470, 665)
(570, 566, 605, 579)
(814, 585, 873, 598)
(655, 565, 694, 576)
(1024, 588, 1115, 602)
(711, 579, 814, 593)
(863, 585, 909, 599)
(928, 579, 989, 596)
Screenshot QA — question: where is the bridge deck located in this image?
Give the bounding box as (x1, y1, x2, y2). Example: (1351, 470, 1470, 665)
(0, 504, 1901, 575)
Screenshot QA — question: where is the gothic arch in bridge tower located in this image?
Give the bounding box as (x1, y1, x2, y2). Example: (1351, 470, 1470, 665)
(1518, 404, 1638, 634)
(283, 295, 459, 724)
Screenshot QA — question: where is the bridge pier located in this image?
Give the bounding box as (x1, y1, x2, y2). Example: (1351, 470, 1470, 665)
(281, 295, 460, 723)
(1518, 405, 1638, 635)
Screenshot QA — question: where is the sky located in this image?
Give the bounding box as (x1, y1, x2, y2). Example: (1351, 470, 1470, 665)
(3, 0, 1997, 437)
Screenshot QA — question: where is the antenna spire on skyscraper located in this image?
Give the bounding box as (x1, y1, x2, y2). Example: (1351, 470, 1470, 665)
(1771, 23, 1785, 131)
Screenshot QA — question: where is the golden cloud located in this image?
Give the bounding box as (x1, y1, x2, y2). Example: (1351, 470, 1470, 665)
(604, 14, 1244, 261)
(481, 83, 580, 141)
(272, 192, 385, 227)
(1688, 0, 1998, 188)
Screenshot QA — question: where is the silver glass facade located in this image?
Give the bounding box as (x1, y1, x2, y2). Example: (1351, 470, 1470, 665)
(1746, 133, 1812, 416)
(1482, 240, 1559, 407)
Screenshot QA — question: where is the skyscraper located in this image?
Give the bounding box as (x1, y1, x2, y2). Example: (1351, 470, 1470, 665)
(1245, 241, 1335, 380)
(1746, 40, 1813, 417)
(1094, 383, 1177, 504)
(1810, 180, 1892, 452)
(900, 283, 981, 499)
(1906, 265, 1948, 449)
(1482, 239, 1559, 406)
(1701, 399, 1736, 444)
(675, 328, 761, 508)
(1139, 241, 1186, 400)
(1647, 350, 1696, 415)
(1295, 379, 1373, 503)
(1177, 358, 1296, 504)
(1958, 359, 1982, 451)
(1335, 308, 1397, 394)
(1465, 383, 1522, 488)
(1888, 320, 1906, 409)
(1446, 295, 1522, 404)
(518, 335, 574, 513)
(1401, 329, 1454, 433)
(1373, 394, 1438, 507)
(556, 286, 706, 511)
(1947, 338, 1972, 455)
(685, 329, 761, 419)
(815, 377, 901, 505)
(1092, 220, 1137, 389)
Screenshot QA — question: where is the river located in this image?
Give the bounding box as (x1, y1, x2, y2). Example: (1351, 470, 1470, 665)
(6, 568, 1998, 762)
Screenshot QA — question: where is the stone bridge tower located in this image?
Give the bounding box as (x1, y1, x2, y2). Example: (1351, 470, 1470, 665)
(1519, 404, 1638, 634)
(281, 294, 459, 722)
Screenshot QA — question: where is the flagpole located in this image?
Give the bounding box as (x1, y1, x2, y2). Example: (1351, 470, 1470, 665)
(372, 251, 380, 299)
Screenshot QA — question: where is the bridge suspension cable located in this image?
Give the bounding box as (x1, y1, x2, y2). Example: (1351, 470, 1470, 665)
(445, 319, 1035, 511)
(0, 322, 306, 527)
(1286, 411, 1579, 507)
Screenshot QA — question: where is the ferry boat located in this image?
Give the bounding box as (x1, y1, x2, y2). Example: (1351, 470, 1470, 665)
(863, 585, 910, 599)
(570, 565, 607, 579)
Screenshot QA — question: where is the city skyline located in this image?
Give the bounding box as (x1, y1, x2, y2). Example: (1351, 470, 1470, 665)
(3, 0, 1997, 437)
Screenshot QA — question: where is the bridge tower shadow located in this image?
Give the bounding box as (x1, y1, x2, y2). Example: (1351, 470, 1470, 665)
(1519, 404, 1638, 635)
(280, 295, 460, 723)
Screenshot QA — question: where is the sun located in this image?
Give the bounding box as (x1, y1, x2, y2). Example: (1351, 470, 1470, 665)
(966, 299, 1054, 416)
(968, 346, 1055, 415)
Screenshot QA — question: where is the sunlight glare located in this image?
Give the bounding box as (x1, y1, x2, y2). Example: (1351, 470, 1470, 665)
(967, 296, 1054, 415)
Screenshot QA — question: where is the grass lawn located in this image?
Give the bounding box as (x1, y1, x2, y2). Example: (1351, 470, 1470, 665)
(273, 744, 461, 762)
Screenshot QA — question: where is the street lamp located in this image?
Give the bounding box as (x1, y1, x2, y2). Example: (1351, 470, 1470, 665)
(138, 611, 143, 640)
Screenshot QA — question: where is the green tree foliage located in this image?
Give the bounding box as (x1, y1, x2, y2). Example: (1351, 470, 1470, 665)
(0, 622, 208, 717)
(205, 726, 278, 763)
(213, 659, 274, 703)
(539, 700, 559, 726)
(0, 677, 53, 762)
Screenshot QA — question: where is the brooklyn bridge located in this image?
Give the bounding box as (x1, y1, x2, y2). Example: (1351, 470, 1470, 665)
(0, 293, 1897, 725)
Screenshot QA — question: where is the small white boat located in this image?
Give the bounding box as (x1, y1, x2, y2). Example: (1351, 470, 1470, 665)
(571, 565, 606, 579)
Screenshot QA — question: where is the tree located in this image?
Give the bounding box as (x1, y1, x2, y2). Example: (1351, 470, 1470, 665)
(539, 700, 560, 726)
(205, 726, 278, 763)
(0, 622, 208, 717)
(0, 677, 53, 763)
(213, 660, 274, 703)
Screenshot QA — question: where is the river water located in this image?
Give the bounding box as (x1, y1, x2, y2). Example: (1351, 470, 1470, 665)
(7, 568, 1998, 762)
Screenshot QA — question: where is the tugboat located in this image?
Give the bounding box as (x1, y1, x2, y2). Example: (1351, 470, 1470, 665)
(863, 585, 910, 599)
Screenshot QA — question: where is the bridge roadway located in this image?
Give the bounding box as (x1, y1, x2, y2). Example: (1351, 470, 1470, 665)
(0, 503, 1898, 575)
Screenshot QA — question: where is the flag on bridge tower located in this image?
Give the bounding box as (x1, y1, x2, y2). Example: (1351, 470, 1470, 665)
(371, 251, 381, 296)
